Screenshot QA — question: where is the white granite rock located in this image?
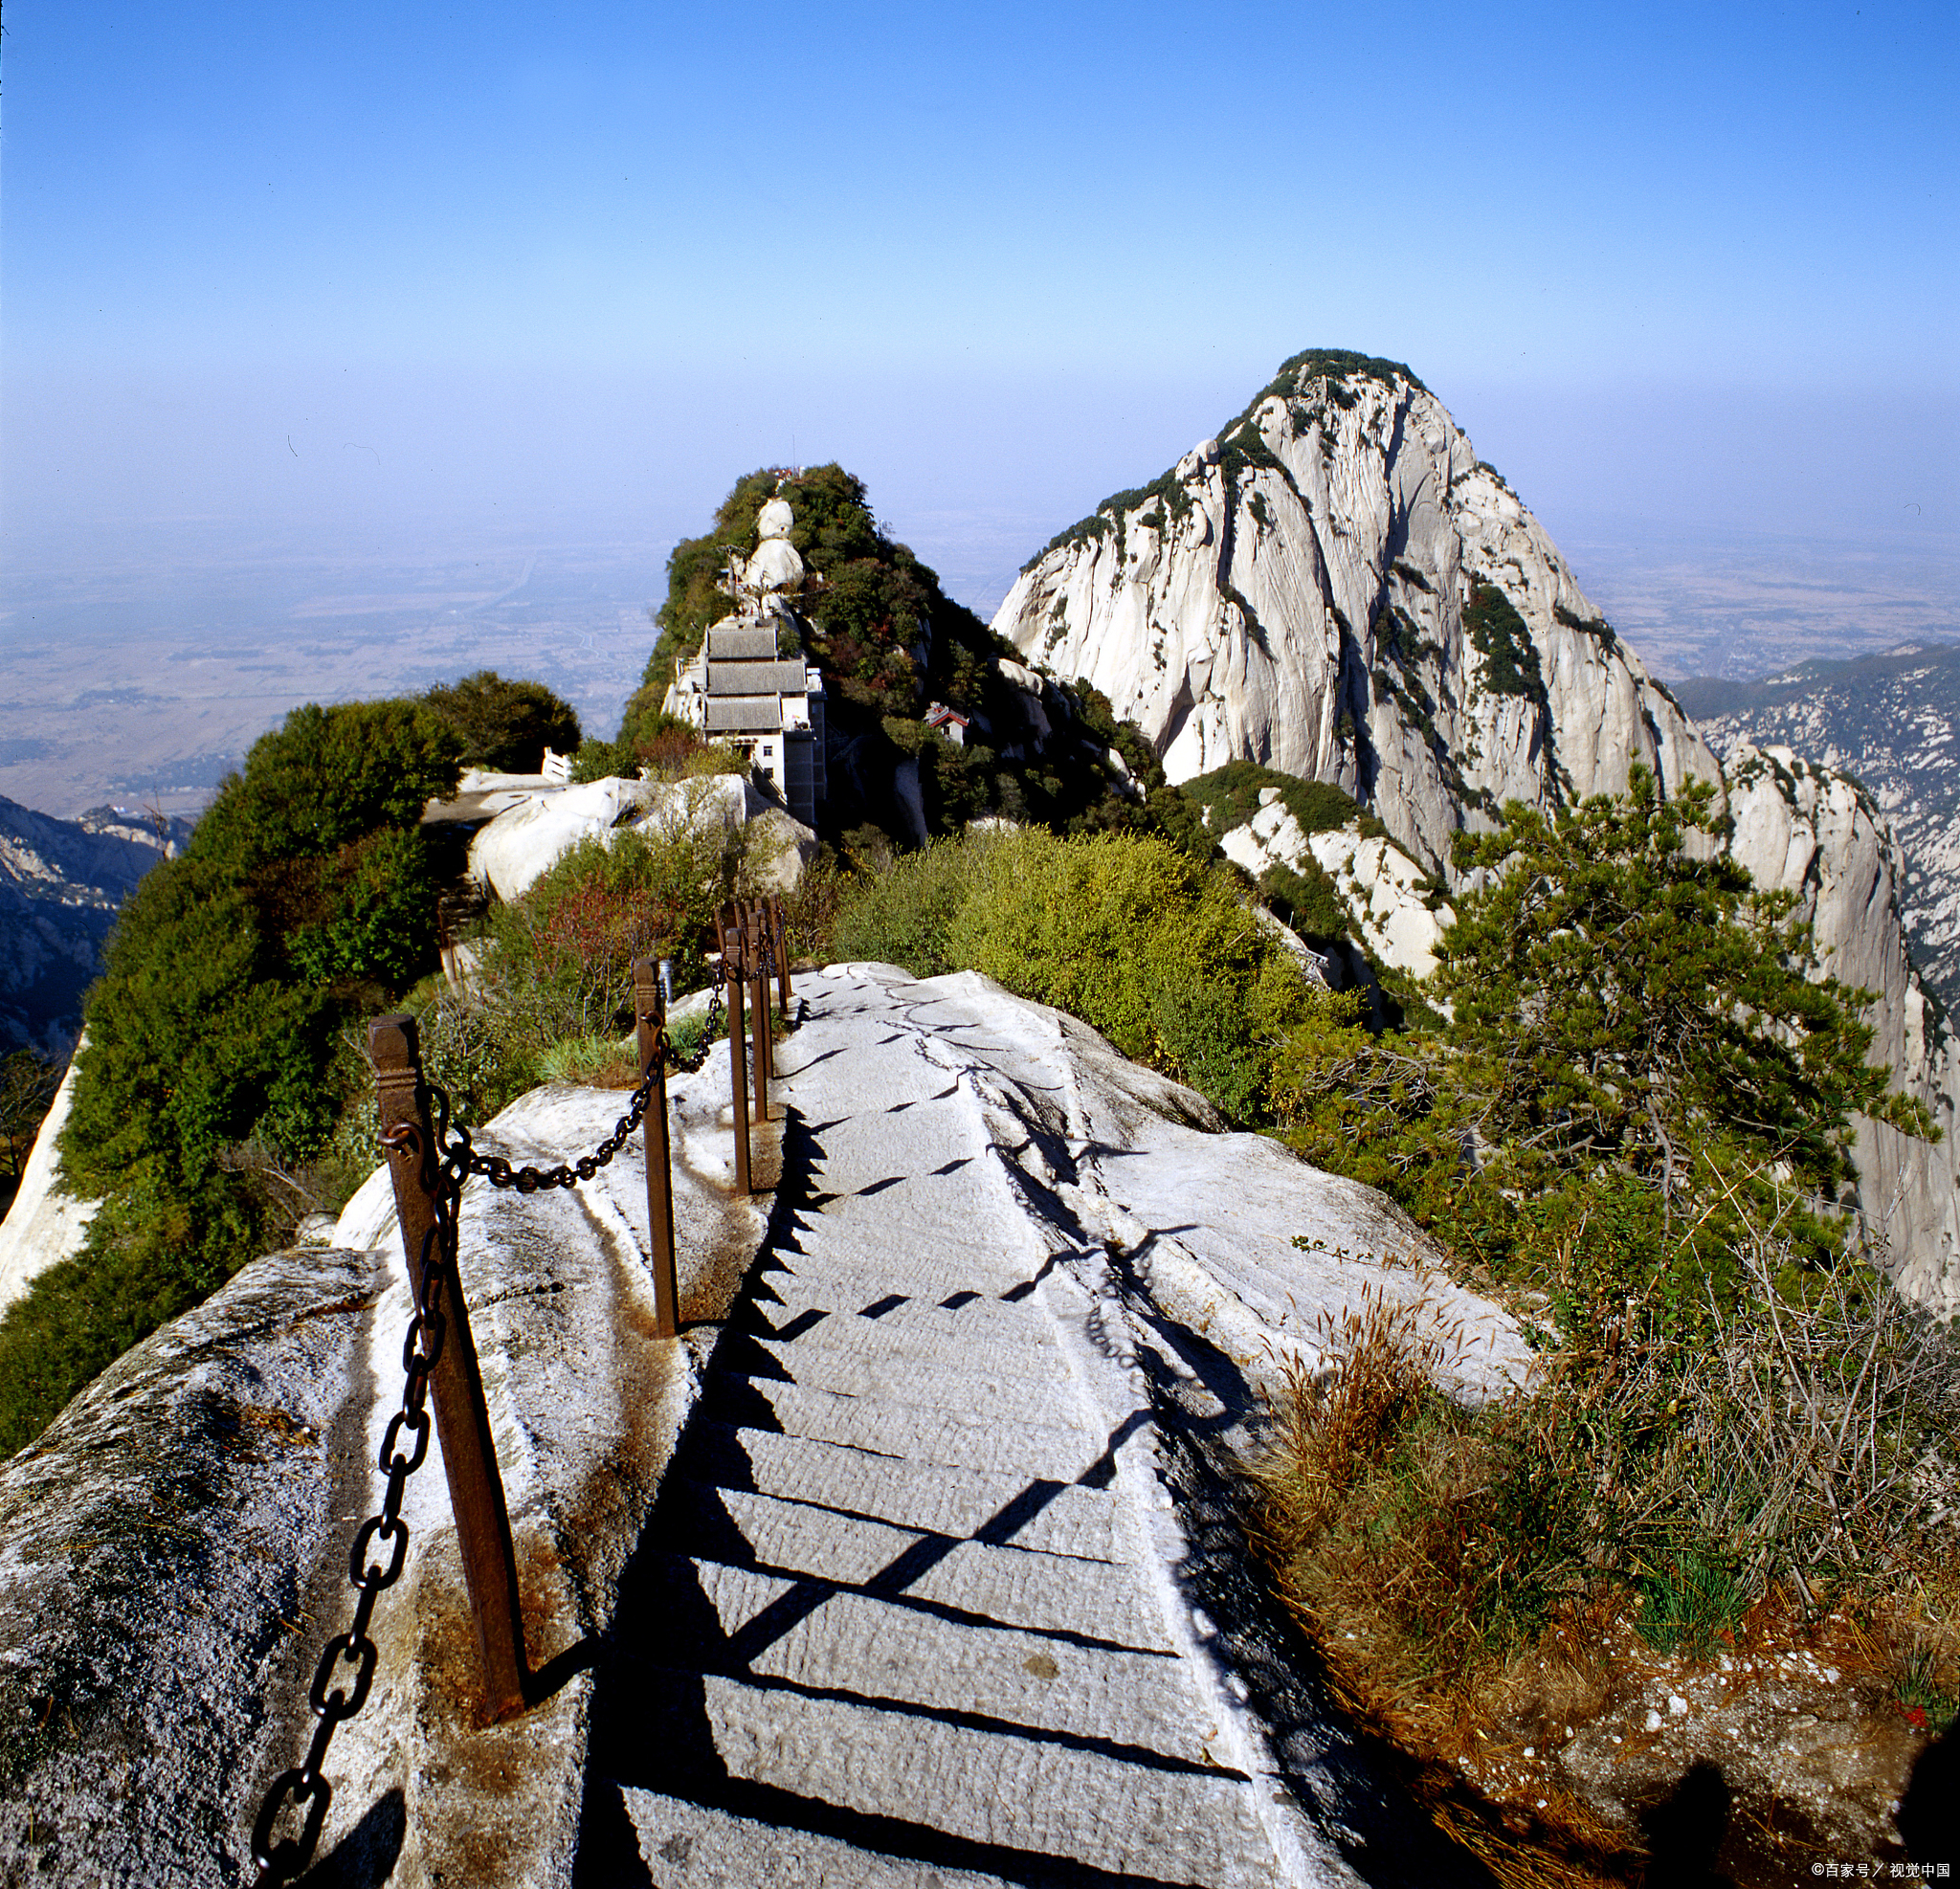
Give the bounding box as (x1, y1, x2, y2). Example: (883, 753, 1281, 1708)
(467, 774, 667, 900)
(1219, 808, 1453, 979)
(0, 1043, 765, 1886)
(746, 537, 805, 593)
(992, 362, 1722, 878)
(0, 1050, 97, 1318)
(467, 774, 812, 903)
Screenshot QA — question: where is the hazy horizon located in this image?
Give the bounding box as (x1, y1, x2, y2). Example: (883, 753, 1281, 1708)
(4, 0, 1954, 819)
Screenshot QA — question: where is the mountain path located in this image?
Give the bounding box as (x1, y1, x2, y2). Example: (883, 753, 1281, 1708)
(575, 967, 1330, 1888)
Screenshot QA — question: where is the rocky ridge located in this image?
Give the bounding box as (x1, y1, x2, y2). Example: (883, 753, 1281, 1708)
(993, 349, 1721, 877)
(0, 797, 192, 1056)
(1, 967, 1539, 1886)
(1679, 644, 1960, 1011)
(993, 350, 1960, 1313)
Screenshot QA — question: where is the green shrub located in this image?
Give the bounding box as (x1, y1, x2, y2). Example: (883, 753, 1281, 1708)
(421, 787, 764, 1124)
(830, 835, 996, 979)
(9, 698, 466, 1460)
(0, 1170, 270, 1457)
(1179, 759, 1383, 845)
(422, 670, 580, 773)
(1, 1049, 61, 1218)
(1461, 581, 1544, 703)
(189, 699, 462, 874)
(833, 828, 1322, 1122)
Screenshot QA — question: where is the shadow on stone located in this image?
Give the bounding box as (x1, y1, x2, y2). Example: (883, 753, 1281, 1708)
(297, 1786, 406, 1889)
(524, 1633, 600, 1707)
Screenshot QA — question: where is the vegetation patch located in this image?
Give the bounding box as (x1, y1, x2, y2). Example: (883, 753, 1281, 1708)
(1180, 759, 1385, 845)
(1254, 347, 1428, 403)
(0, 1050, 60, 1224)
(1253, 768, 1954, 1872)
(1, 699, 471, 1454)
(1462, 581, 1545, 702)
(423, 670, 581, 774)
(1552, 602, 1620, 657)
(831, 827, 1338, 1123)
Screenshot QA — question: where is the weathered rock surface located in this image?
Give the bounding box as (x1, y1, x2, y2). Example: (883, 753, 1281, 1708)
(0, 1243, 388, 1883)
(0, 795, 192, 1056)
(0, 1050, 96, 1318)
(0, 1047, 768, 1887)
(1219, 800, 1453, 980)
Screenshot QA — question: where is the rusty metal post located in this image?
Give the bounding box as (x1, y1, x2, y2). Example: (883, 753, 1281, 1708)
(369, 1014, 527, 1722)
(746, 900, 770, 1122)
(633, 960, 679, 1338)
(722, 916, 751, 1192)
(769, 892, 792, 1010)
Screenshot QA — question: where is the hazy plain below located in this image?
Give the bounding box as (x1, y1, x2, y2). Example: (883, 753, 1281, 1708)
(1, 508, 1954, 822)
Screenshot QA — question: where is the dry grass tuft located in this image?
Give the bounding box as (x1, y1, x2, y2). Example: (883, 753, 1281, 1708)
(1250, 1278, 1960, 1883)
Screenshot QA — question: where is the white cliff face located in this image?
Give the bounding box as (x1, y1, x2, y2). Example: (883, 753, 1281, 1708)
(992, 354, 1721, 882)
(0, 1052, 98, 1318)
(1725, 745, 1960, 1313)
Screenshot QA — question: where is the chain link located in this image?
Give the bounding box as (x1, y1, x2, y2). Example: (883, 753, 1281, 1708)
(664, 987, 725, 1076)
(251, 1118, 456, 1886)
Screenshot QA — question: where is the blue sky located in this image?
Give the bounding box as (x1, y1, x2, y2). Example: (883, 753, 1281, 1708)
(4, 0, 1956, 594)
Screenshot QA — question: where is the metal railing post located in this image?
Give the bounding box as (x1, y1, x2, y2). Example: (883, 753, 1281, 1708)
(721, 911, 751, 1193)
(746, 900, 770, 1123)
(369, 1015, 527, 1722)
(633, 960, 679, 1338)
(769, 892, 792, 1010)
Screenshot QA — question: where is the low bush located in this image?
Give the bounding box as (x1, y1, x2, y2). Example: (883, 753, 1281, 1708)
(422, 670, 580, 774)
(1258, 1225, 1960, 1735)
(832, 827, 1330, 1122)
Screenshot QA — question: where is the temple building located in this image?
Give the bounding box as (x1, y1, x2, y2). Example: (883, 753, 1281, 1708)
(664, 492, 828, 825)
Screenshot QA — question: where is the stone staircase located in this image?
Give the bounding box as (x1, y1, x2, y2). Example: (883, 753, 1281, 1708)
(574, 967, 1321, 1887)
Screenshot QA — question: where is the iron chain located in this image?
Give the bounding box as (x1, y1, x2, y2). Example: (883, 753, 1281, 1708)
(251, 1115, 457, 1886)
(444, 992, 726, 1190)
(664, 988, 725, 1075)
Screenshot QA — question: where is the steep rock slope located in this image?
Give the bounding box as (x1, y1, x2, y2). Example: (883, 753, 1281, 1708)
(0, 798, 193, 1056)
(1725, 745, 1960, 1309)
(992, 349, 1720, 878)
(996, 351, 1960, 1313)
(3, 969, 1528, 1885)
